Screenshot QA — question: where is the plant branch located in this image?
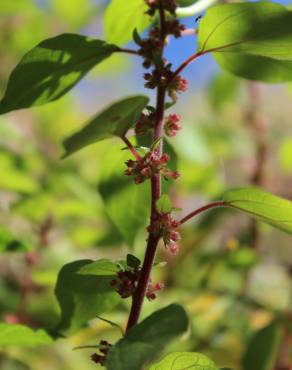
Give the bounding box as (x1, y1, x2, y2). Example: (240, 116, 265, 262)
(117, 48, 140, 56)
(178, 201, 226, 226)
(126, 4, 167, 331)
(122, 136, 142, 161)
(168, 51, 204, 85)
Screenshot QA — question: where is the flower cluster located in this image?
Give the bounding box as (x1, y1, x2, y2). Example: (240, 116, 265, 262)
(110, 265, 164, 301)
(145, 0, 177, 15)
(167, 75, 188, 101)
(125, 152, 179, 184)
(164, 113, 181, 137)
(135, 110, 156, 136)
(146, 281, 164, 300)
(147, 212, 180, 254)
(91, 340, 111, 366)
(110, 267, 140, 299)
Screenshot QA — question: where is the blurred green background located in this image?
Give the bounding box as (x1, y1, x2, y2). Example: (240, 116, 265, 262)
(0, 1, 291, 369)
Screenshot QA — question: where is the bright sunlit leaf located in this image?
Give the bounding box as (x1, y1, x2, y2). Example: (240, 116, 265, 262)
(0, 34, 118, 114)
(198, 2, 292, 82)
(223, 188, 292, 234)
(149, 352, 218, 370)
(0, 324, 52, 347)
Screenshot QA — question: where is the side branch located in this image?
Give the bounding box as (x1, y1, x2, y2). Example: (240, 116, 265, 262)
(117, 48, 140, 56)
(168, 51, 204, 85)
(178, 201, 226, 226)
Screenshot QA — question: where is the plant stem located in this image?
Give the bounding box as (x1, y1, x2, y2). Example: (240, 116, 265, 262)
(178, 201, 226, 226)
(117, 48, 140, 56)
(168, 51, 204, 85)
(122, 136, 142, 161)
(126, 3, 167, 332)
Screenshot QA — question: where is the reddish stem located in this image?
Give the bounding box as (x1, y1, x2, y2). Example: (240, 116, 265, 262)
(168, 51, 204, 85)
(122, 136, 142, 161)
(118, 48, 140, 56)
(126, 4, 167, 332)
(178, 201, 226, 226)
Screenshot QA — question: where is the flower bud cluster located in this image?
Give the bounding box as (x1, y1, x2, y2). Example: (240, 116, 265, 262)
(125, 152, 179, 184)
(110, 267, 140, 299)
(164, 113, 181, 137)
(146, 281, 164, 300)
(91, 340, 111, 366)
(147, 212, 180, 254)
(145, 0, 177, 15)
(168, 75, 188, 101)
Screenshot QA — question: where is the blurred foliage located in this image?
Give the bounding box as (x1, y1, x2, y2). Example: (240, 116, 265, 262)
(0, 1, 291, 370)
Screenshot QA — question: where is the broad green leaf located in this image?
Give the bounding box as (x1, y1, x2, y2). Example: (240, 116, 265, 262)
(106, 304, 189, 370)
(198, 2, 292, 82)
(0, 34, 118, 114)
(149, 352, 218, 370)
(242, 321, 283, 370)
(223, 187, 292, 234)
(77, 259, 119, 276)
(55, 260, 120, 334)
(104, 0, 152, 46)
(62, 95, 149, 158)
(0, 324, 52, 347)
(156, 194, 173, 214)
(98, 147, 150, 247)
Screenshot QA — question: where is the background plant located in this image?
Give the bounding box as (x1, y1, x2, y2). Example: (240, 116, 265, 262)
(0, 1, 291, 370)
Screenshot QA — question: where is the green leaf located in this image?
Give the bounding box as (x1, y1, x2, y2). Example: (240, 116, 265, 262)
(149, 352, 218, 370)
(242, 321, 283, 370)
(106, 304, 189, 370)
(0, 34, 118, 114)
(77, 259, 119, 276)
(104, 0, 152, 46)
(98, 147, 150, 247)
(198, 2, 292, 82)
(54, 260, 120, 334)
(156, 194, 173, 214)
(126, 254, 141, 268)
(223, 187, 292, 234)
(0, 324, 52, 347)
(62, 95, 149, 158)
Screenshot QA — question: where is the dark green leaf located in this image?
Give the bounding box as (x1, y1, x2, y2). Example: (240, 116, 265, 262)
(126, 254, 141, 268)
(198, 2, 292, 82)
(104, 0, 152, 46)
(0, 34, 118, 114)
(77, 259, 119, 276)
(223, 187, 292, 234)
(242, 321, 283, 370)
(54, 260, 120, 334)
(62, 95, 149, 158)
(149, 352, 218, 370)
(156, 194, 173, 214)
(0, 324, 52, 347)
(106, 304, 189, 370)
